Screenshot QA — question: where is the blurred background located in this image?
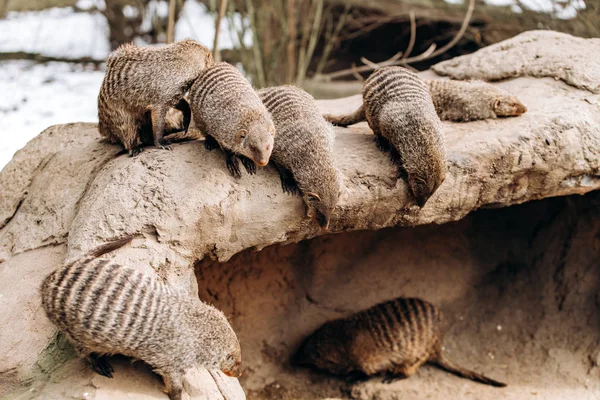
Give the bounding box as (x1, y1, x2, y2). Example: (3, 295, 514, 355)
(0, 0, 596, 170)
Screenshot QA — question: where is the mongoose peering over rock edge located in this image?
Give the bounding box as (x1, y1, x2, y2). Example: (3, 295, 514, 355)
(294, 297, 506, 388)
(324, 66, 446, 207)
(98, 39, 212, 156)
(40, 236, 242, 400)
(258, 85, 342, 230)
(189, 62, 276, 178)
(426, 79, 527, 121)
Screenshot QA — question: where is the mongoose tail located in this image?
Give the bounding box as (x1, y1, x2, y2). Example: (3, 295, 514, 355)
(431, 353, 507, 387)
(323, 104, 366, 127)
(85, 235, 136, 260)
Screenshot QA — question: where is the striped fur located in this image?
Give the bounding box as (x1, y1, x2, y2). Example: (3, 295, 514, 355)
(258, 85, 342, 230)
(189, 62, 275, 178)
(295, 297, 506, 387)
(98, 39, 212, 156)
(426, 80, 527, 121)
(326, 66, 446, 207)
(40, 237, 241, 400)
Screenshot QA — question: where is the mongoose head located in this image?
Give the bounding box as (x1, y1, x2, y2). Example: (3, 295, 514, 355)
(293, 320, 352, 375)
(190, 303, 242, 378)
(492, 94, 527, 117)
(232, 108, 276, 167)
(302, 169, 342, 230)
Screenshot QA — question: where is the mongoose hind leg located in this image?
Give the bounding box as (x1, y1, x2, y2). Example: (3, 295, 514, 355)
(239, 155, 257, 175)
(88, 353, 114, 378)
(173, 97, 191, 134)
(204, 134, 219, 151)
(150, 105, 172, 150)
(382, 358, 427, 384)
(225, 150, 243, 179)
(162, 370, 184, 400)
(274, 165, 300, 195)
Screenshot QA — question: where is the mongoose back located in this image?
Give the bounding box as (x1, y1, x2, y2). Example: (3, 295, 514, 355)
(98, 39, 212, 156)
(40, 236, 242, 400)
(426, 80, 527, 121)
(258, 85, 342, 230)
(189, 62, 276, 178)
(325, 66, 446, 207)
(294, 297, 506, 387)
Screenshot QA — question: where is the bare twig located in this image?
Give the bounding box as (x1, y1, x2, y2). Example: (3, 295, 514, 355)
(319, 0, 474, 81)
(350, 63, 364, 81)
(297, 0, 324, 85)
(286, 0, 297, 83)
(402, 11, 416, 59)
(245, 0, 266, 87)
(213, 0, 228, 61)
(167, 0, 176, 44)
(315, 3, 352, 76)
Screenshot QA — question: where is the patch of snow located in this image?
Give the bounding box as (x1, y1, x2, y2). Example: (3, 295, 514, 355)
(0, 61, 104, 171)
(175, 0, 252, 49)
(0, 8, 110, 60)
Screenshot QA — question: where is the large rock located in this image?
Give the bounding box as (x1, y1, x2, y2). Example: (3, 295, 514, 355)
(1, 30, 599, 399)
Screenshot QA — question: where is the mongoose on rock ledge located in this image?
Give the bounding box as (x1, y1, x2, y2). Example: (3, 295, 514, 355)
(324, 66, 446, 207)
(189, 62, 276, 178)
(98, 39, 212, 156)
(258, 85, 342, 230)
(426, 79, 527, 121)
(294, 297, 506, 388)
(40, 236, 242, 400)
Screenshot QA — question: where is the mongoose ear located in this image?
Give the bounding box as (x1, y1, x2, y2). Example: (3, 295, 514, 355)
(305, 192, 321, 202)
(493, 99, 501, 110)
(236, 129, 248, 144)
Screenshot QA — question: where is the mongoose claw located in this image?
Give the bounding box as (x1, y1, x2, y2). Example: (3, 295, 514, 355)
(240, 156, 257, 175)
(129, 146, 144, 157)
(204, 135, 219, 151)
(90, 354, 114, 378)
(225, 152, 242, 178)
(155, 141, 173, 151)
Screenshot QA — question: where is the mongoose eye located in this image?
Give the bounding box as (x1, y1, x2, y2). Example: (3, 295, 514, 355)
(226, 354, 236, 363)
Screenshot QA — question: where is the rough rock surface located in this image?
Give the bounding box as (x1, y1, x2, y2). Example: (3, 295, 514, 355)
(1, 31, 600, 400)
(432, 30, 600, 94)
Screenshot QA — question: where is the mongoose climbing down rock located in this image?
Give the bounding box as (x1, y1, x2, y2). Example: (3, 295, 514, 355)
(40, 236, 242, 400)
(189, 62, 276, 178)
(258, 85, 342, 230)
(426, 79, 527, 121)
(98, 39, 213, 156)
(294, 297, 506, 388)
(324, 66, 446, 207)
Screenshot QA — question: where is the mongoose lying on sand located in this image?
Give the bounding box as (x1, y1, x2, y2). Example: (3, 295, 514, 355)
(98, 39, 212, 156)
(258, 85, 342, 230)
(324, 66, 446, 207)
(426, 79, 527, 121)
(189, 62, 276, 178)
(294, 297, 506, 387)
(41, 236, 242, 400)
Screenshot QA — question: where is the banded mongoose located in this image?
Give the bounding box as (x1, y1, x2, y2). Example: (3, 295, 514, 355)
(257, 85, 342, 230)
(324, 66, 446, 207)
(294, 297, 506, 387)
(189, 62, 276, 178)
(426, 80, 527, 121)
(98, 39, 212, 156)
(40, 236, 242, 400)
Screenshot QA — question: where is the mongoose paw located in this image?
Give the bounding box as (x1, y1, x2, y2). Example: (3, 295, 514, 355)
(226, 154, 243, 179)
(89, 354, 114, 378)
(204, 135, 219, 151)
(129, 146, 144, 157)
(155, 139, 172, 151)
(281, 179, 299, 195)
(240, 156, 257, 175)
